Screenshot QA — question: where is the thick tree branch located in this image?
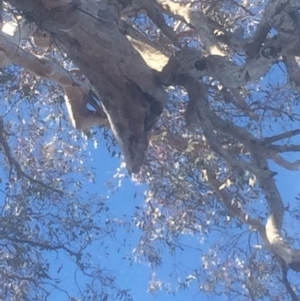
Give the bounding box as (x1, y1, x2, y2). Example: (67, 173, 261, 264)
(263, 129, 300, 144)
(0, 31, 109, 132)
(283, 55, 300, 88)
(271, 154, 300, 171)
(159, 47, 277, 89)
(138, 0, 181, 47)
(118, 19, 169, 71)
(156, 0, 224, 55)
(269, 144, 300, 153)
(281, 265, 299, 301)
(7, 0, 170, 173)
(182, 79, 300, 272)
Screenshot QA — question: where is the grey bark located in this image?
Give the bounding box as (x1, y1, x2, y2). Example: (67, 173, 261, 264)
(8, 0, 168, 174)
(6, 0, 300, 278)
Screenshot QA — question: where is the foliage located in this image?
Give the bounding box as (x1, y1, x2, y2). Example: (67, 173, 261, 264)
(0, 0, 300, 301)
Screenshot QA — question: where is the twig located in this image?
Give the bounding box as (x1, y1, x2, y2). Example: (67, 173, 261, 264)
(0, 116, 64, 196)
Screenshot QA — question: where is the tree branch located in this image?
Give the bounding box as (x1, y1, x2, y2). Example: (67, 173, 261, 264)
(0, 116, 64, 195)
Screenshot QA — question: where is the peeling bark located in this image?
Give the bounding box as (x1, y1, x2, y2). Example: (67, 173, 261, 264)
(159, 47, 278, 89)
(0, 31, 109, 131)
(7, 0, 169, 173)
(4, 0, 300, 279)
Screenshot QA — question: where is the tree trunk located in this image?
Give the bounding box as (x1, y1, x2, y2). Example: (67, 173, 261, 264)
(8, 0, 169, 173)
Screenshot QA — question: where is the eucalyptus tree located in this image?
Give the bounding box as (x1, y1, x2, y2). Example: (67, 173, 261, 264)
(1, 0, 300, 300)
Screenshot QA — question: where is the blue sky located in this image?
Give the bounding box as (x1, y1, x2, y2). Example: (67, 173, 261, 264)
(0, 68, 299, 301)
(0, 83, 299, 301)
(40, 137, 222, 301)
(41, 130, 300, 301)
(0, 13, 299, 300)
(34, 55, 300, 299)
